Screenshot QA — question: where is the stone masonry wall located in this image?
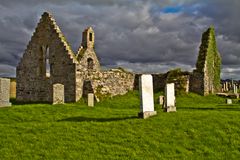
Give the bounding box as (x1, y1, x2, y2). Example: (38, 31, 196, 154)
(0, 78, 11, 107)
(135, 71, 190, 94)
(93, 70, 135, 100)
(190, 27, 221, 95)
(75, 27, 101, 101)
(189, 70, 204, 95)
(16, 12, 221, 104)
(16, 12, 77, 102)
(76, 69, 135, 101)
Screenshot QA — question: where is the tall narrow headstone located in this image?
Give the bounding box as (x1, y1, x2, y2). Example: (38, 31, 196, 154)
(0, 78, 11, 107)
(88, 93, 94, 107)
(164, 83, 176, 112)
(233, 84, 237, 94)
(223, 83, 226, 92)
(159, 96, 164, 105)
(52, 83, 64, 105)
(138, 74, 157, 119)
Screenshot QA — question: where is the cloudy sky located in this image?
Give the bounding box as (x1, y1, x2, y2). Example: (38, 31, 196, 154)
(0, 0, 240, 79)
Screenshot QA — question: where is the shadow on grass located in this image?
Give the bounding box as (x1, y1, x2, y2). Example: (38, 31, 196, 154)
(58, 116, 137, 122)
(10, 98, 51, 105)
(179, 106, 240, 111)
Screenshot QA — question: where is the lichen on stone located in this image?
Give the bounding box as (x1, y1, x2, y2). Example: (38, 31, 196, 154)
(193, 26, 221, 94)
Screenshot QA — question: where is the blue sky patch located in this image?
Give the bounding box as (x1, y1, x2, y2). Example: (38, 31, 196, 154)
(161, 5, 183, 13)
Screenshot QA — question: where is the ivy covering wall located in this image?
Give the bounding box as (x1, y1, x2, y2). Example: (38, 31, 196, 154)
(195, 26, 221, 93)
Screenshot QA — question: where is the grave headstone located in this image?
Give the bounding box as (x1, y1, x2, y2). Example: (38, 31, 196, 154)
(223, 83, 226, 92)
(159, 96, 164, 105)
(138, 74, 157, 119)
(88, 93, 94, 107)
(233, 84, 238, 94)
(225, 82, 227, 91)
(226, 99, 232, 104)
(0, 78, 11, 107)
(226, 82, 229, 91)
(164, 83, 176, 112)
(52, 83, 64, 104)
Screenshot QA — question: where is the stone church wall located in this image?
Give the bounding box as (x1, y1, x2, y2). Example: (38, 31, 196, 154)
(16, 12, 77, 102)
(76, 69, 135, 101)
(16, 12, 222, 103)
(190, 27, 221, 95)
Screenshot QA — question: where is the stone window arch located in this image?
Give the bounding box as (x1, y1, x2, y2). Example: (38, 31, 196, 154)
(45, 46, 51, 77)
(38, 45, 51, 77)
(38, 46, 44, 76)
(89, 32, 93, 41)
(87, 58, 94, 69)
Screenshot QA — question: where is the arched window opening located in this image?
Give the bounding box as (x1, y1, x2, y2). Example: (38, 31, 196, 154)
(38, 46, 44, 76)
(45, 47, 51, 77)
(87, 58, 94, 70)
(89, 33, 92, 41)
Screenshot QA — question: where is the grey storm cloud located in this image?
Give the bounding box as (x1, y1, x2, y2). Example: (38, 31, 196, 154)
(0, 0, 240, 79)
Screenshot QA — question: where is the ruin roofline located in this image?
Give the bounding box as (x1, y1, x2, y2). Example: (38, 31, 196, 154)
(33, 12, 97, 64)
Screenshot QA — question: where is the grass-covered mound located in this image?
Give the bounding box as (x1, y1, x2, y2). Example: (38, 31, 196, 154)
(0, 92, 240, 159)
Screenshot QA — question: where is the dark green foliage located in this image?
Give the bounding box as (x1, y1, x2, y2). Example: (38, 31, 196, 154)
(214, 52, 222, 91)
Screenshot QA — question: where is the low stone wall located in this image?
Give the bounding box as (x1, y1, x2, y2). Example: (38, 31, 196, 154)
(135, 71, 190, 94)
(134, 74, 167, 92)
(189, 71, 204, 95)
(92, 69, 135, 100)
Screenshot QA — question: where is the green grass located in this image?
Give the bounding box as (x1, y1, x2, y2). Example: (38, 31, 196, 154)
(1, 91, 240, 159)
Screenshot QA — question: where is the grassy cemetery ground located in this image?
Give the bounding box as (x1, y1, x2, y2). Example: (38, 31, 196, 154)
(0, 92, 240, 159)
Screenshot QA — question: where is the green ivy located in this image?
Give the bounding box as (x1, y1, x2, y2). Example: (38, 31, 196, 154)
(166, 68, 189, 95)
(196, 26, 221, 93)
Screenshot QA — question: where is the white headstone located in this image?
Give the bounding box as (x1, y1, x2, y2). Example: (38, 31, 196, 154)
(164, 83, 176, 112)
(0, 78, 11, 107)
(159, 96, 164, 105)
(88, 93, 94, 107)
(226, 99, 232, 104)
(227, 82, 229, 91)
(233, 84, 238, 94)
(138, 74, 157, 119)
(52, 83, 64, 105)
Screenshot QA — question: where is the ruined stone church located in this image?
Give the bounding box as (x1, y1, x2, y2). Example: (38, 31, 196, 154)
(16, 12, 221, 103)
(16, 12, 134, 102)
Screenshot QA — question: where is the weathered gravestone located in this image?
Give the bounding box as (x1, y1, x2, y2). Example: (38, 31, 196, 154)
(52, 83, 64, 105)
(222, 82, 226, 92)
(159, 96, 164, 106)
(88, 93, 94, 107)
(138, 74, 157, 119)
(225, 82, 229, 91)
(164, 83, 176, 112)
(226, 99, 232, 104)
(233, 84, 238, 94)
(0, 78, 11, 107)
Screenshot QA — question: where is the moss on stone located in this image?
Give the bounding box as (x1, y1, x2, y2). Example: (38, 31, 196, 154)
(166, 68, 189, 95)
(95, 85, 111, 101)
(76, 48, 86, 59)
(196, 26, 221, 93)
